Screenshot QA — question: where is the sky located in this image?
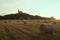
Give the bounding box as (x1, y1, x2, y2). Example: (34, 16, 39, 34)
(0, 0, 60, 19)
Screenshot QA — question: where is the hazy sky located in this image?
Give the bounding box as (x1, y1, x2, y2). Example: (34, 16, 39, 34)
(0, 0, 60, 19)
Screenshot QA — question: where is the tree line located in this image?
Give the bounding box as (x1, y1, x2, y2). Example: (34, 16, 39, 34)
(0, 10, 50, 20)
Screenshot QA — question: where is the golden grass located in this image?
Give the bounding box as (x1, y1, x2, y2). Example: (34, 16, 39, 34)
(0, 20, 59, 40)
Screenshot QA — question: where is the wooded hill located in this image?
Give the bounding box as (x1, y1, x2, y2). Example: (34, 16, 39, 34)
(0, 10, 50, 20)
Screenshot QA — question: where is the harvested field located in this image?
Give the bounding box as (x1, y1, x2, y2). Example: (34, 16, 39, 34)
(0, 20, 60, 40)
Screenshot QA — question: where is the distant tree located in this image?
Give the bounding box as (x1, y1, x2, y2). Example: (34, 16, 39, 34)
(50, 16, 56, 20)
(50, 16, 56, 24)
(0, 10, 50, 20)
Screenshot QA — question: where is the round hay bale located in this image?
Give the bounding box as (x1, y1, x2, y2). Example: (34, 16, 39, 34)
(24, 22, 27, 24)
(4, 21, 7, 23)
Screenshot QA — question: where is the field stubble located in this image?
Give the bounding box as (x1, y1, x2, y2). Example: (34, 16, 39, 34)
(0, 20, 60, 40)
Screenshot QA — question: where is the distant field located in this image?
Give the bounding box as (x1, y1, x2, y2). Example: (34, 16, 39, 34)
(0, 20, 60, 40)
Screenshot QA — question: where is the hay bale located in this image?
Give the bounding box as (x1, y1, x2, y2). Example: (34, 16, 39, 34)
(4, 21, 7, 23)
(24, 22, 27, 24)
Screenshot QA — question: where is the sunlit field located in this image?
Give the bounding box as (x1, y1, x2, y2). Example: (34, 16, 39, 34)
(0, 20, 60, 40)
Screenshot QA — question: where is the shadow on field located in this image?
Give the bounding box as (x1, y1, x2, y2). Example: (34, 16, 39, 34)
(32, 33, 53, 40)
